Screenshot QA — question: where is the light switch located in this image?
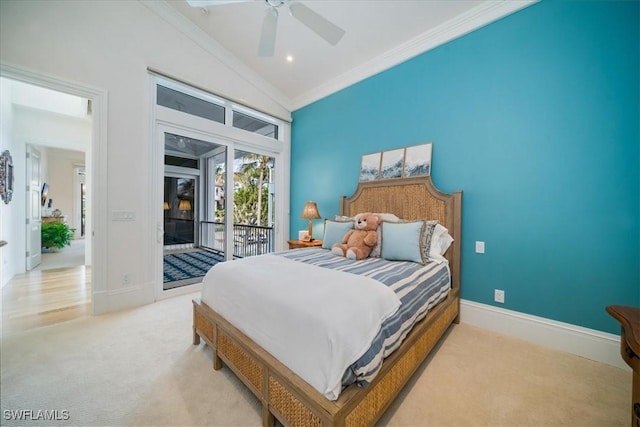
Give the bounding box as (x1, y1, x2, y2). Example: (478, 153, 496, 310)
(475, 241, 485, 254)
(112, 211, 136, 221)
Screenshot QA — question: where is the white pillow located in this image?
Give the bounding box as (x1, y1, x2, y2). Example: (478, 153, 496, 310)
(335, 213, 400, 222)
(428, 224, 454, 263)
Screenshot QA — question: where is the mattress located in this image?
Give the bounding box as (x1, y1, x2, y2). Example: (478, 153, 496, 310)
(201, 248, 451, 398)
(278, 248, 451, 388)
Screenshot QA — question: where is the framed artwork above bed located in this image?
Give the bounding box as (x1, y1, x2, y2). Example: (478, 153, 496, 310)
(404, 143, 432, 177)
(380, 148, 404, 179)
(359, 142, 432, 181)
(359, 152, 381, 181)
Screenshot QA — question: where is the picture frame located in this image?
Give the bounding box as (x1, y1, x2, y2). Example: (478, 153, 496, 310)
(379, 148, 404, 179)
(0, 150, 14, 205)
(298, 230, 310, 241)
(359, 152, 381, 181)
(358, 142, 434, 183)
(403, 143, 432, 177)
(41, 182, 49, 207)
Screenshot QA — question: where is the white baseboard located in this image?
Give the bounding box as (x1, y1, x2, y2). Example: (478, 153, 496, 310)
(460, 299, 629, 371)
(92, 283, 154, 315)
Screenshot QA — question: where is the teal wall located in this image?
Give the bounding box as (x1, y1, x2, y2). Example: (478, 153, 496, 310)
(290, 0, 639, 334)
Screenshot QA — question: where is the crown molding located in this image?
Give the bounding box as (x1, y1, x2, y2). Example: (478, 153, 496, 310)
(291, 0, 538, 110)
(140, 0, 292, 115)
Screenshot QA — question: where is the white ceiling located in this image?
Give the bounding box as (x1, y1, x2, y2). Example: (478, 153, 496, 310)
(156, 0, 535, 110)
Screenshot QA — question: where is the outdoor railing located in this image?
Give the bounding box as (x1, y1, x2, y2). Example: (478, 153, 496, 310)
(199, 220, 274, 258)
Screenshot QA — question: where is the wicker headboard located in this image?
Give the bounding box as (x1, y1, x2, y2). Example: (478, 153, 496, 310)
(340, 176, 462, 291)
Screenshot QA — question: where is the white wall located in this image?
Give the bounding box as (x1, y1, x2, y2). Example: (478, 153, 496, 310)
(13, 105, 92, 152)
(0, 79, 16, 285)
(0, 0, 290, 310)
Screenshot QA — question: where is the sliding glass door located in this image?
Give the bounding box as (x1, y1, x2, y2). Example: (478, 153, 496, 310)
(231, 149, 275, 257)
(153, 74, 290, 298)
(162, 131, 223, 291)
(199, 150, 226, 254)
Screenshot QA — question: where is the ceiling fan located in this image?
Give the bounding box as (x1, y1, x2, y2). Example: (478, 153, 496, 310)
(186, 0, 346, 57)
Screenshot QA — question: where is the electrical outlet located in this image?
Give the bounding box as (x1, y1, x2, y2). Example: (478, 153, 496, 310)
(494, 289, 505, 303)
(122, 273, 131, 285)
(475, 241, 485, 254)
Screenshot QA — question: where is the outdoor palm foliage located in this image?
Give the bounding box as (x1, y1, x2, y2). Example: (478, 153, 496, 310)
(215, 153, 273, 226)
(234, 154, 271, 226)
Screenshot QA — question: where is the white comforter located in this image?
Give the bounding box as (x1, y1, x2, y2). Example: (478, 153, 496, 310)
(200, 253, 401, 400)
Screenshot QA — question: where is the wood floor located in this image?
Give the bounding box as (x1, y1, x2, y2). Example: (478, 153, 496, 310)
(1, 265, 91, 335)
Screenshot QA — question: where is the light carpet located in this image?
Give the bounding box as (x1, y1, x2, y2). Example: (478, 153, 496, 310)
(0, 292, 630, 426)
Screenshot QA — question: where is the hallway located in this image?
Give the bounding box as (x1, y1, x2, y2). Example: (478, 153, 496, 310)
(1, 239, 89, 335)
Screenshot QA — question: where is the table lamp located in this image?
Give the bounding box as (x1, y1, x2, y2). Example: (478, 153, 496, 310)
(301, 201, 321, 241)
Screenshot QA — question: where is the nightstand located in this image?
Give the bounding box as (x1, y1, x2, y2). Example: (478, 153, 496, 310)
(287, 239, 323, 249)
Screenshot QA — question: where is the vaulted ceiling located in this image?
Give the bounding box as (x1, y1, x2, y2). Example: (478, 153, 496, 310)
(150, 1, 535, 110)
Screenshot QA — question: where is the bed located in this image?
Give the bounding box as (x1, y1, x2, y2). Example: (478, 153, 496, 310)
(192, 175, 462, 426)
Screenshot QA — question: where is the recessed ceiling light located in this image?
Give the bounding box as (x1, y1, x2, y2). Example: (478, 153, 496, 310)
(286, 55, 294, 63)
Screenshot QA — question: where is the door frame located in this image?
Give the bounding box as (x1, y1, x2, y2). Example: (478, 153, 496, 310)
(152, 114, 289, 301)
(0, 63, 107, 314)
(73, 165, 86, 239)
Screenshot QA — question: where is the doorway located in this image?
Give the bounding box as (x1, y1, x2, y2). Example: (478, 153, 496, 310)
(158, 129, 279, 291)
(0, 67, 101, 328)
(161, 130, 224, 291)
(153, 74, 289, 299)
(164, 175, 196, 248)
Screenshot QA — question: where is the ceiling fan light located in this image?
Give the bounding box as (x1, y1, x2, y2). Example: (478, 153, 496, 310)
(188, 0, 346, 58)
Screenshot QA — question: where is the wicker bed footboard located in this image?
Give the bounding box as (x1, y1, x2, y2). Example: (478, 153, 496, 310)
(193, 291, 459, 427)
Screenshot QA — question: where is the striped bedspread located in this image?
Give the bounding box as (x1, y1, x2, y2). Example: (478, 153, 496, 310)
(277, 248, 451, 388)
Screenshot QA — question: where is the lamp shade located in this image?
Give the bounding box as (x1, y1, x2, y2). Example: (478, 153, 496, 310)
(163, 202, 170, 210)
(301, 201, 320, 220)
(178, 199, 192, 211)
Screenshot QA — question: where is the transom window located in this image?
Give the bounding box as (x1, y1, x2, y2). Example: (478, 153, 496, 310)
(157, 85, 225, 124)
(155, 77, 282, 141)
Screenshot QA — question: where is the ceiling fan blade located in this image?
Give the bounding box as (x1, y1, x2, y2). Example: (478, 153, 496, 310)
(186, 0, 252, 7)
(289, 2, 345, 46)
(258, 7, 278, 57)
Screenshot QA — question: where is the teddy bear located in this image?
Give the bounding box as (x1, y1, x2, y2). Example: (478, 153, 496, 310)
(331, 212, 381, 260)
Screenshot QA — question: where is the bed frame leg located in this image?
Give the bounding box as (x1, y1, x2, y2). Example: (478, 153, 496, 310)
(453, 299, 461, 324)
(213, 352, 223, 370)
(262, 405, 275, 427)
(192, 328, 201, 345)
